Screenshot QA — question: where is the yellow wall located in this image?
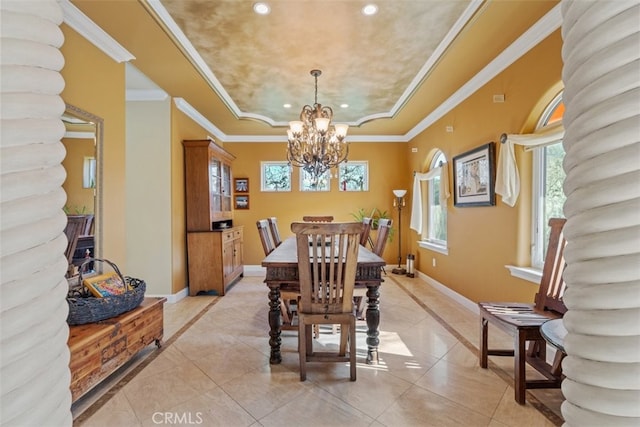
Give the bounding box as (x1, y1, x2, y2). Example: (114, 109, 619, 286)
(60, 25, 127, 269)
(407, 30, 564, 303)
(226, 142, 409, 266)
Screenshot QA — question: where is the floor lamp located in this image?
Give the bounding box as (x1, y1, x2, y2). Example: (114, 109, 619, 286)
(392, 189, 407, 275)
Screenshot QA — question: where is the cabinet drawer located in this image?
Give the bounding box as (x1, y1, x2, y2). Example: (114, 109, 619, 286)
(223, 228, 242, 241)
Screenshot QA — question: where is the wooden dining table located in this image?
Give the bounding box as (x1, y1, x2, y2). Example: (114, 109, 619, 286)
(261, 236, 386, 365)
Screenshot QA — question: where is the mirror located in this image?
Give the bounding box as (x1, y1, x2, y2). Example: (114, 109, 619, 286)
(62, 103, 103, 275)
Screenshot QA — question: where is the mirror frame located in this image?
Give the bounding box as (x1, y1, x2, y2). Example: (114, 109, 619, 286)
(64, 103, 104, 263)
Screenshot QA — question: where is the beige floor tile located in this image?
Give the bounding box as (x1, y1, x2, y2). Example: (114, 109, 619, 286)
(382, 319, 459, 360)
(80, 391, 141, 427)
(218, 365, 313, 420)
(491, 389, 559, 427)
(376, 384, 492, 426)
(414, 358, 508, 417)
(313, 366, 413, 418)
(122, 360, 217, 422)
(258, 386, 374, 427)
(139, 389, 256, 427)
(191, 341, 271, 386)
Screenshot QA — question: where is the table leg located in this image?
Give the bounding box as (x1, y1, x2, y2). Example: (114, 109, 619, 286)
(365, 284, 380, 364)
(267, 284, 282, 364)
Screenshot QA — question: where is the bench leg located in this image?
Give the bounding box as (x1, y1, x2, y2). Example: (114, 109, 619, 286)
(479, 317, 489, 368)
(514, 331, 527, 404)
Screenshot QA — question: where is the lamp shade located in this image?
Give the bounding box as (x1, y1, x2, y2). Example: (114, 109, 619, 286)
(289, 121, 303, 134)
(393, 189, 407, 198)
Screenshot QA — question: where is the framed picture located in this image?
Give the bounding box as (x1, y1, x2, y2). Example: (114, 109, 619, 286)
(260, 161, 291, 192)
(234, 178, 249, 193)
(234, 195, 249, 210)
(338, 161, 368, 191)
(300, 169, 330, 191)
(452, 142, 496, 207)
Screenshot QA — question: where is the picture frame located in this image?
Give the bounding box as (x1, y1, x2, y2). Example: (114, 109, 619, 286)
(234, 178, 249, 193)
(234, 195, 249, 210)
(452, 142, 496, 207)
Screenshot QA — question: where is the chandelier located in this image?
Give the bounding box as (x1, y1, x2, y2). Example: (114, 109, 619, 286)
(287, 69, 349, 182)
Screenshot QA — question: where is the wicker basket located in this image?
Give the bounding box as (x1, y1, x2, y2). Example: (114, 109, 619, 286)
(67, 258, 146, 325)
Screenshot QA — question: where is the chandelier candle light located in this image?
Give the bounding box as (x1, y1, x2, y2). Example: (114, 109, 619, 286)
(287, 70, 349, 183)
(392, 189, 407, 275)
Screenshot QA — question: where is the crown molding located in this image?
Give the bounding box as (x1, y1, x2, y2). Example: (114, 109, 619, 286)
(405, 3, 562, 140)
(59, 0, 134, 63)
(173, 98, 225, 141)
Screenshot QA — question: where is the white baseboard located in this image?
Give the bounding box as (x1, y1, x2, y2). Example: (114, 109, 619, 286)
(146, 286, 189, 304)
(416, 270, 478, 314)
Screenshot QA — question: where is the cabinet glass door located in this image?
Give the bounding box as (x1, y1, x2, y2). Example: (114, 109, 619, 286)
(210, 156, 222, 215)
(222, 163, 232, 213)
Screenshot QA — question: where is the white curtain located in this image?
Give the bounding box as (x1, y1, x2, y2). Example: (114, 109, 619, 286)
(409, 165, 450, 234)
(495, 122, 564, 207)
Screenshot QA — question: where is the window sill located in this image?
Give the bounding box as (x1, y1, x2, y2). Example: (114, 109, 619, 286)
(505, 265, 542, 284)
(418, 241, 448, 255)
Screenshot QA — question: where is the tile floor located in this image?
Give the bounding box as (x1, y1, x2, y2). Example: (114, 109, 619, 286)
(72, 273, 563, 426)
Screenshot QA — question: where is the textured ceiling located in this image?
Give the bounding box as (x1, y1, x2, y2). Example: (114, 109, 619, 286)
(70, 0, 560, 138)
(158, 0, 472, 125)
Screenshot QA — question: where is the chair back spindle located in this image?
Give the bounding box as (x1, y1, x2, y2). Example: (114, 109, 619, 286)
(360, 217, 373, 247)
(372, 218, 392, 257)
(268, 217, 282, 247)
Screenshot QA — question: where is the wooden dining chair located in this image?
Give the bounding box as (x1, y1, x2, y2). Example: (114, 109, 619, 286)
(256, 219, 275, 256)
(372, 218, 392, 258)
(359, 217, 373, 247)
(267, 217, 282, 247)
(354, 218, 392, 319)
(257, 219, 298, 327)
(302, 215, 334, 222)
(292, 221, 363, 381)
(478, 217, 568, 404)
(64, 215, 89, 276)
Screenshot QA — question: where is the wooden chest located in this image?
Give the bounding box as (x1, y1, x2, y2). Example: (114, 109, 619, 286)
(68, 297, 166, 402)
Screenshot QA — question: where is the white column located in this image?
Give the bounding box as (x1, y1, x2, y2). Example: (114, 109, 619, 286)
(0, 1, 72, 425)
(560, 1, 640, 425)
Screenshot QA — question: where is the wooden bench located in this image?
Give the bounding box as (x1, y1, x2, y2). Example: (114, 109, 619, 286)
(68, 297, 166, 402)
(478, 218, 567, 404)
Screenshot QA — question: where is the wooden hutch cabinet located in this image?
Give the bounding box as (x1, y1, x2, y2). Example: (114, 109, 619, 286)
(183, 139, 243, 296)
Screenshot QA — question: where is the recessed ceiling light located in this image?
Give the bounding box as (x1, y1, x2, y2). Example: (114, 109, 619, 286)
(253, 2, 270, 15)
(340, 104, 349, 108)
(283, 103, 292, 109)
(362, 4, 378, 16)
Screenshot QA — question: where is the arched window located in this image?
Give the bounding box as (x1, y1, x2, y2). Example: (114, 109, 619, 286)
(532, 93, 565, 268)
(427, 151, 447, 245)
(414, 149, 448, 254)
